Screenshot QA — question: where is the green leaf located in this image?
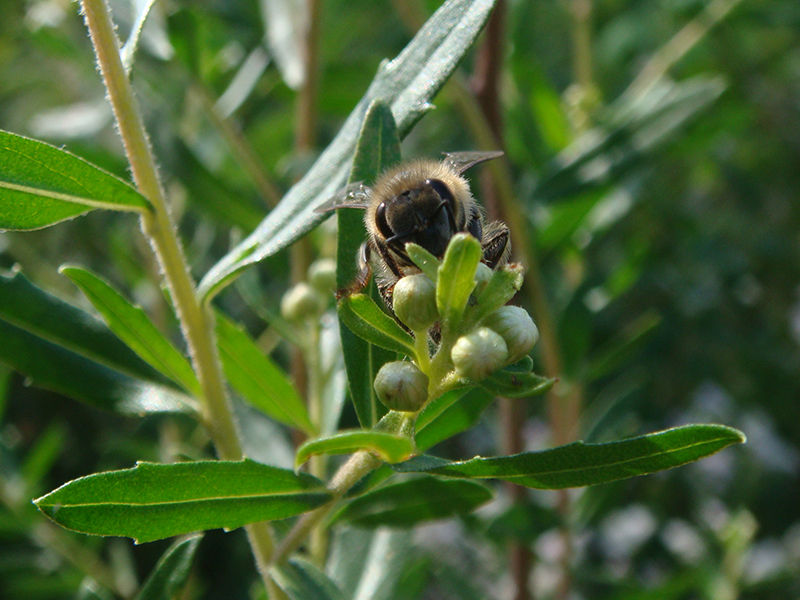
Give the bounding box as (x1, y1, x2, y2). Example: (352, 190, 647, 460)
(295, 430, 416, 468)
(34, 459, 331, 543)
(415, 387, 495, 451)
(60, 266, 202, 397)
(215, 313, 314, 434)
(134, 536, 203, 600)
(405, 243, 441, 283)
(535, 76, 725, 201)
(436, 233, 482, 335)
(271, 557, 347, 600)
(337, 101, 401, 429)
(394, 424, 746, 489)
(472, 263, 525, 321)
(0, 129, 150, 230)
(338, 294, 415, 356)
(121, 0, 161, 74)
(480, 368, 555, 399)
(0, 271, 194, 415)
(198, 0, 498, 300)
(334, 476, 494, 527)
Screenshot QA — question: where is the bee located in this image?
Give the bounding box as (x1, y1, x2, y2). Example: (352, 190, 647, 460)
(316, 151, 510, 313)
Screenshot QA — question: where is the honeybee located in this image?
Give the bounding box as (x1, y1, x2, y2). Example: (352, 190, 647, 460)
(316, 151, 510, 312)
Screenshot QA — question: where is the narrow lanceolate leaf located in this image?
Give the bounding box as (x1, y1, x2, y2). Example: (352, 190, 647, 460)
(135, 536, 203, 600)
(34, 460, 331, 543)
(393, 425, 746, 489)
(406, 243, 440, 283)
(338, 295, 415, 356)
(337, 101, 401, 429)
(473, 264, 525, 321)
(436, 234, 482, 335)
(199, 0, 498, 300)
(61, 266, 201, 398)
(216, 314, 314, 434)
(0, 129, 150, 230)
(295, 430, 415, 469)
(334, 477, 494, 528)
(271, 558, 347, 600)
(480, 369, 555, 399)
(415, 387, 495, 451)
(0, 271, 194, 415)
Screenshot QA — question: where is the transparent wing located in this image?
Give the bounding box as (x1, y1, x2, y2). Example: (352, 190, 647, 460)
(313, 182, 371, 214)
(443, 150, 504, 174)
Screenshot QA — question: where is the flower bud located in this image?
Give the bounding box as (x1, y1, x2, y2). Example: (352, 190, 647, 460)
(280, 283, 326, 322)
(392, 274, 438, 332)
(374, 361, 429, 412)
(451, 327, 508, 381)
(481, 306, 539, 364)
(308, 258, 337, 292)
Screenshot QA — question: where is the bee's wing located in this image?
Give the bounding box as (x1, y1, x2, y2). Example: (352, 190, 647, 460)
(443, 150, 504, 174)
(314, 182, 371, 214)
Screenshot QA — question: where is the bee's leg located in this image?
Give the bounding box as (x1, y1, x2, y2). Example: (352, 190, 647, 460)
(335, 242, 373, 299)
(466, 205, 483, 241)
(481, 221, 511, 268)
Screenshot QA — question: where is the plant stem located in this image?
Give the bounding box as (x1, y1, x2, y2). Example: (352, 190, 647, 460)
(78, 0, 275, 582)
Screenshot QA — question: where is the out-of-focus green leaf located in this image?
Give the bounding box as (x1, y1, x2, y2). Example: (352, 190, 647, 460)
(295, 430, 415, 468)
(394, 425, 746, 488)
(0, 271, 165, 383)
(337, 101, 401, 429)
(22, 422, 66, 497)
(0, 272, 194, 415)
(437, 233, 481, 336)
(34, 460, 331, 543)
(216, 313, 314, 434)
(327, 528, 414, 600)
(338, 294, 415, 356)
(0, 129, 150, 230)
(121, 0, 161, 73)
(134, 535, 203, 600)
(272, 557, 347, 600)
(199, 0, 498, 300)
(583, 310, 661, 381)
(535, 76, 725, 201)
(334, 476, 494, 527)
(60, 265, 202, 397)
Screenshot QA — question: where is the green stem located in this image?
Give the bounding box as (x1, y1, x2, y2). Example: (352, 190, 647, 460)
(78, 0, 275, 582)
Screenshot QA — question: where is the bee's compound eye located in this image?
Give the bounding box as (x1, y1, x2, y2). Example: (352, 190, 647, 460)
(425, 179, 454, 204)
(375, 202, 394, 239)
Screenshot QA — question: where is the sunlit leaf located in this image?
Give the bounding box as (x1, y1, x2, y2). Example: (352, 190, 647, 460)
(337, 294, 415, 356)
(395, 425, 746, 489)
(337, 100, 401, 428)
(61, 265, 201, 397)
(34, 460, 331, 543)
(295, 430, 415, 468)
(199, 0, 498, 300)
(0, 129, 150, 230)
(216, 313, 314, 434)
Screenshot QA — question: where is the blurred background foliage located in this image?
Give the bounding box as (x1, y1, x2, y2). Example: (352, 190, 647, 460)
(0, 0, 798, 598)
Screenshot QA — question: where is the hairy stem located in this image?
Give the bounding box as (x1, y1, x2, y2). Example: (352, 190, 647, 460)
(78, 0, 275, 583)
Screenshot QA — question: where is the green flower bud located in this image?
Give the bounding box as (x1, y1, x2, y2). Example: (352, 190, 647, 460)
(374, 361, 429, 412)
(308, 258, 337, 292)
(392, 274, 438, 332)
(280, 282, 326, 322)
(481, 305, 539, 364)
(451, 327, 508, 381)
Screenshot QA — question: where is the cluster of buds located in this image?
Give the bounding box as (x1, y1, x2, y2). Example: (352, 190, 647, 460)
(372, 234, 539, 413)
